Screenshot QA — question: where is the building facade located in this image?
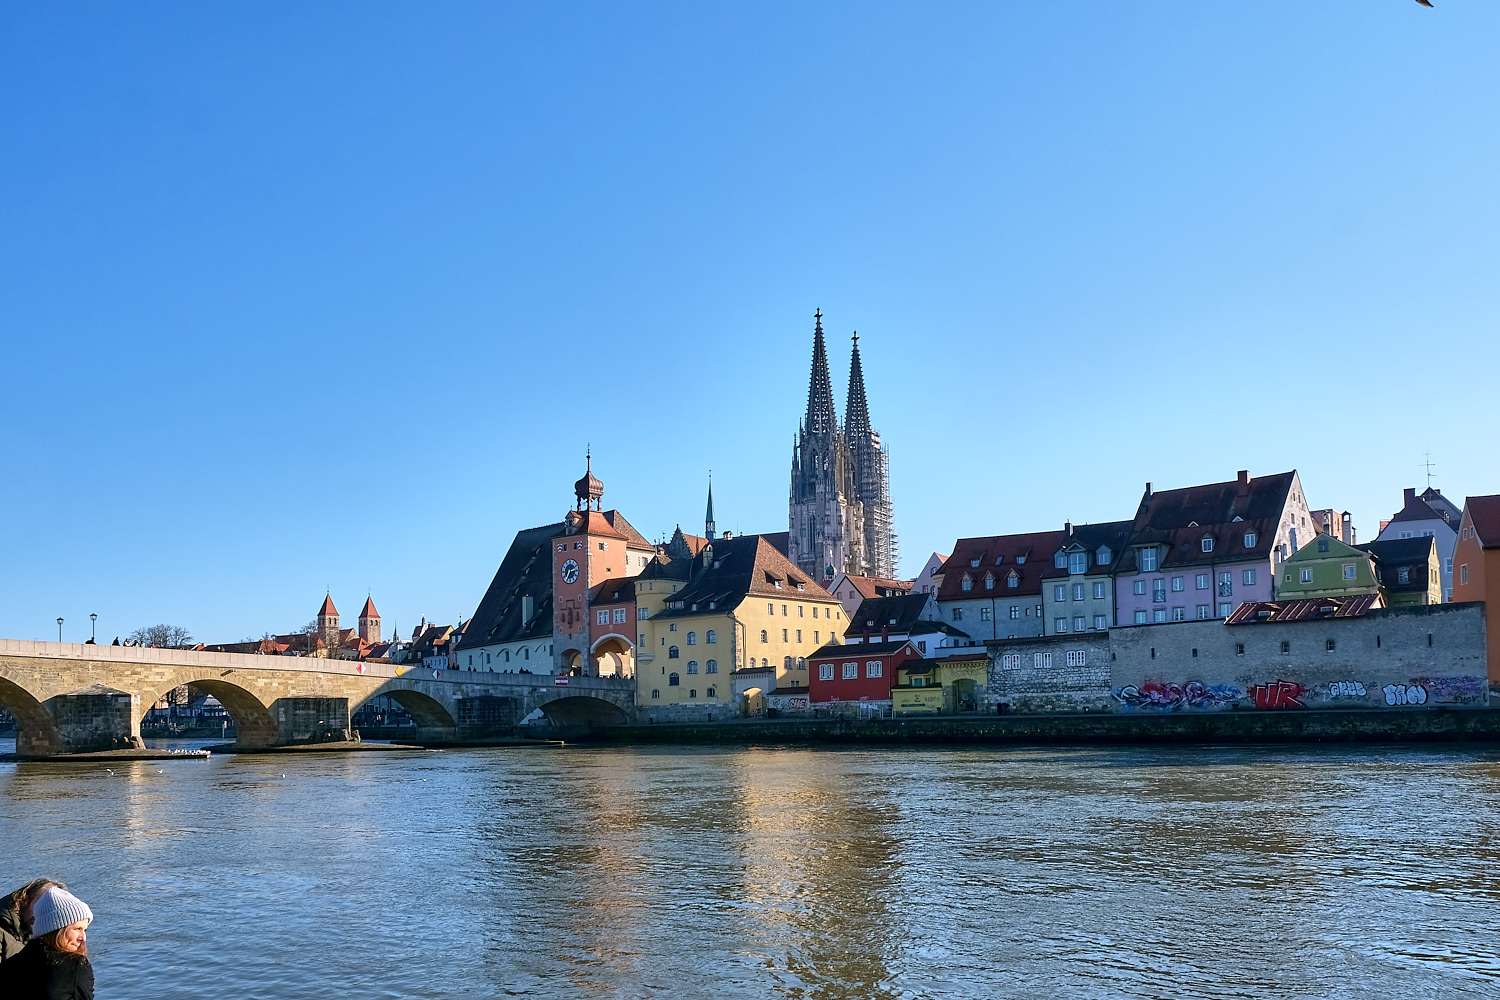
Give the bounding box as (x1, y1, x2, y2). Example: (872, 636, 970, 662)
(788, 311, 896, 584)
(1451, 494, 1500, 690)
(932, 530, 1065, 642)
(1041, 520, 1134, 636)
(1276, 533, 1380, 601)
(1375, 487, 1462, 602)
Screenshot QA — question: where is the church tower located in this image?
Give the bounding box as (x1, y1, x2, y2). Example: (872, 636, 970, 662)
(316, 594, 340, 655)
(788, 310, 866, 582)
(358, 596, 381, 644)
(845, 332, 897, 578)
(705, 476, 716, 540)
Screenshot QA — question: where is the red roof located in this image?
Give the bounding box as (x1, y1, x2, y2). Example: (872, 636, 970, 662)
(1465, 494, 1500, 549)
(318, 594, 339, 617)
(1225, 594, 1381, 624)
(359, 597, 380, 619)
(936, 530, 1067, 600)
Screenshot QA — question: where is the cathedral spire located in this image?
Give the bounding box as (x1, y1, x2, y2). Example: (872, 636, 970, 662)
(845, 330, 870, 440)
(705, 473, 716, 540)
(803, 309, 837, 436)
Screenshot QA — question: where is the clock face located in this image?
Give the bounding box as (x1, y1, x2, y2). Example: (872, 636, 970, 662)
(561, 559, 579, 584)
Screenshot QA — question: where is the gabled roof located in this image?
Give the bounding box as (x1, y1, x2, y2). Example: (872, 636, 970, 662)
(1464, 495, 1500, 549)
(602, 510, 653, 549)
(566, 509, 627, 539)
(839, 574, 913, 601)
(848, 592, 932, 635)
(457, 521, 565, 649)
(651, 535, 835, 619)
(1388, 487, 1457, 527)
(317, 594, 339, 617)
(1040, 520, 1134, 579)
(935, 530, 1067, 600)
(808, 638, 918, 659)
(1225, 594, 1382, 624)
(359, 597, 379, 619)
(1420, 488, 1463, 525)
(761, 532, 791, 558)
(1114, 472, 1294, 573)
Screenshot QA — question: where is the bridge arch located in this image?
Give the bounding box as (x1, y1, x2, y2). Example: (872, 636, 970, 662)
(141, 676, 279, 747)
(535, 695, 630, 727)
(590, 634, 634, 678)
(0, 673, 65, 757)
(354, 684, 457, 729)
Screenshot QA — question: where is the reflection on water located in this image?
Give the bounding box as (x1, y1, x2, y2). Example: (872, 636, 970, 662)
(2, 739, 1499, 998)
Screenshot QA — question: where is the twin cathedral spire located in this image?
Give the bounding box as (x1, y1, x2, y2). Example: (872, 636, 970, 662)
(789, 310, 897, 582)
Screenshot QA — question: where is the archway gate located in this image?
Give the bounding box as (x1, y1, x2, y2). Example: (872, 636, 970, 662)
(0, 639, 637, 757)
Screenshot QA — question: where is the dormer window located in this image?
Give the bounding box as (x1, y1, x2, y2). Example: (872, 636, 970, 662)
(1201, 537, 1214, 553)
(1243, 532, 1257, 548)
(961, 575, 974, 592)
(1007, 570, 1019, 588)
(1055, 551, 1068, 569)
(1097, 546, 1112, 565)
(1140, 548, 1158, 572)
(984, 574, 995, 590)
(970, 558, 981, 568)
(1068, 552, 1087, 575)
(1016, 555, 1026, 564)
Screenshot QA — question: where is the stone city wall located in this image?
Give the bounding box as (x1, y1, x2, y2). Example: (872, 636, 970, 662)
(987, 633, 1113, 713)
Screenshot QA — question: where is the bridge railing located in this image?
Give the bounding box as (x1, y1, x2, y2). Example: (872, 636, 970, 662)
(0, 638, 635, 691)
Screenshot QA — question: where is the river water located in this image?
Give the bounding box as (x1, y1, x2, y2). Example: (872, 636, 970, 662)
(2, 739, 1499, 999)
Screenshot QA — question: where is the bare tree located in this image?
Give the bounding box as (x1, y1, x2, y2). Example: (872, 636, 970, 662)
(127, 624, 194, 648)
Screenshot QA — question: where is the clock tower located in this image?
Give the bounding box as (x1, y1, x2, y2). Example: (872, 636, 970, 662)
(551, 454, 629, 674)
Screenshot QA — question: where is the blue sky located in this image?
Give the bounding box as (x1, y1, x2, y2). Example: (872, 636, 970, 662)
(2, 2, 1496, 644)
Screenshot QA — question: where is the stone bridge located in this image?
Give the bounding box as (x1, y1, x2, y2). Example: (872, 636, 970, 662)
(0, 639, 637, 757)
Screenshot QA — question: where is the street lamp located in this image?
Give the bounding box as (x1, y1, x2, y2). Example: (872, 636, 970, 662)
(90, 613, 97, 642)
(57, 618, 64, 642)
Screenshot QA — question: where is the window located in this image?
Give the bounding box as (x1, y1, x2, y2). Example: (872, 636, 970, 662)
(1093, 582, 1106, 599)
(1243, 569, 1257, 586)
(866, 661, 882, 678)
(689, 689, 697, 699)
(1066, 649, 1086, 667)
(1280, 640, 1290, 654)
(1094, 615, 1108, 629)
(1300, 569, 1313, 583)
(1054, 585, 1066, 601)
(687, 661, 698, 674)
(596, 610, 609, 625)
(1218, 573, 1233, 596)
(1010, 606, 1021, 619)
(985, 575, 995, 590)
(1073, 616, 1086, 631)
(814, 631, 820, 642)
(798, 657, 807, 669)
(782, 605, 788, 616)
(599, 542, 608, 550)
(1446, 558, 1453, 574)
(1069, 552, 1087, 574)
(1055, 551, 1068, 569)
(768, 603, 775, 614)
(782, 629, 788, 642)
(668, 672, 680, 686)
(1171, 576, 1184, 592)
(980, 607, 992, 621)
(1201, 537, 1214, 553)
(1055, 618, 1068, 632)
(819, 663, 834, 680)
(687, 631, 697, 645)
(613, 608, 627, 624)
(1342, 564, 1356, 580)
(1172, 607, 1185, 621)
(651, 689, 660, 699)
(1325, 639, 1336, 652)
(842, 662, 858, 679)
(784, 656, 792, 670)
(1461, 564, 1470, 585)
(1196, 574, 1209, 590)
(1153, 580, 1166, 602)
(1218, 603, 1232, 616)
(953, 608, 963, 621)
(1007, 573, 1019, 589)
(637, 607, 649, 619)
(1072, 584, 1085, 601)
(1033, 651, 1053, 668)
(1196, 604, 1211, 619)
(1134, 580, 1147, 596)
(798, 606, 804, 617)
(1153, 609, 1167, 623)
(668, 646, 679, 658)
(1000, 653, 1021, 668)
(707, 687, 716, 698)
(1244, 532, 1257, 548)
(796, 630, 802, 641)
(812, 607, 820, 618)
(1135, 611, 1148, 624)
(706, 659, 717, 673)
(706, 629, 716, 643)
(669, 623, 677, 632)
(1397, 567, 1410, 584)
(1317, 538, 1329, 553)
(962, 576, 973, 592)
(1097, 546, 1112, 565)
(1235, 643, 1245, 655)
(1140, 548, 1157, 571)
(759, 630, 768, 643)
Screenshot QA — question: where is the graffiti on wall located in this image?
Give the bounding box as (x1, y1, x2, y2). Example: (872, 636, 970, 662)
(1327, 681, 1367, 699)
(1382, 683, 1428, 706)
(1247, 679, 1306, 710)
(1407, 675, 1488, 706)
(1113, 681, 1242, 711)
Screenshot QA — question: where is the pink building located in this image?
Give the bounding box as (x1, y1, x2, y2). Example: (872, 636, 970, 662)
(1114, 470, 1316, 626)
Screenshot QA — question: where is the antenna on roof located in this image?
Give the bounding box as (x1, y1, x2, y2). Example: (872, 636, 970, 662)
(1423, 452, 1436, 489)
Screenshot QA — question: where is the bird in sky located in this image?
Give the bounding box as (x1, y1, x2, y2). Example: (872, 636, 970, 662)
(1415, 0, 1433, 7)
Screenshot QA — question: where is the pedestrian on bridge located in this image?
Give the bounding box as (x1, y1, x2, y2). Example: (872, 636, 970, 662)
(0, 886, 94, 999)
(0, 878, 66, 961)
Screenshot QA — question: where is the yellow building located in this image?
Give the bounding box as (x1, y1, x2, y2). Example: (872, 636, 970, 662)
(891, 651, 989, 715)
(636, 533, 844, 713)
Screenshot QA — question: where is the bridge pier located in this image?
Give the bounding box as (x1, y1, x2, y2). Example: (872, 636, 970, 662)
(267, 696, 354, 745)
(44, 685, 144, 754)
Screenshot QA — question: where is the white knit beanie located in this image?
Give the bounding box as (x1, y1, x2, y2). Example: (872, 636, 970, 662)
(31, 887, 92, 938)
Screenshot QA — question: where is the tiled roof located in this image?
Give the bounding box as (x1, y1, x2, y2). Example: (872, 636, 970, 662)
(935, 530, 1067, 600)
(588, 577, 637, 605)
(1358, 536, 1436, 593)
(1040, 520, 1135, 579)
(1465, 495, 1500, 548)
(457, 521, 565, 649)
(761, 532, 791, 558)
(359, 597, 379, 619)
(602, 510, 653, 549)
(1388, 488, 1451, 526)
(569, 510, 627, 539)
(651, 535, 835, 620)
(318, 595, 339, 617)
(1114, 472, 1295, 574)
(1225, 594, 1382, 624)
(849, 593, 932, 635)
(1420, 488, 1463, 525)
(843, 575, 913, 600)
(808, 639, 917, 659)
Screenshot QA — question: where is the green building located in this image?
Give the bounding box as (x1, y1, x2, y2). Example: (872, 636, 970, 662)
(1278, 533, 1379, 600)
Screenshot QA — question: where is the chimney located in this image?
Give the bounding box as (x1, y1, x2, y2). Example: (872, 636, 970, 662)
(1064, 520, 1072, 536)
(880, 625, 890, 642)
(1237, 470, 1250, 495)
(1144, 482, 1153, 498)
(1403, 487, 1416, 505)
(522, 594, 534, 624)
(1340, 511, 1352, 545)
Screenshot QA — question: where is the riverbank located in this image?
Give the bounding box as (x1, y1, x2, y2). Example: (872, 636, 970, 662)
(574, 706, 1500, 746)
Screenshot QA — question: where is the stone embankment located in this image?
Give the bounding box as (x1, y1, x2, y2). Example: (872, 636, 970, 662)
(579, 707, 1500, 746)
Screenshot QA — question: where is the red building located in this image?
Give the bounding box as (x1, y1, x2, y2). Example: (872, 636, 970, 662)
(808, 639, 921, 711)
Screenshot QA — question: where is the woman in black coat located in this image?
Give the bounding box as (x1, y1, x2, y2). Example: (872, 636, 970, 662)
(0, 879, 66, 963)
(0, 887, 94, 1000)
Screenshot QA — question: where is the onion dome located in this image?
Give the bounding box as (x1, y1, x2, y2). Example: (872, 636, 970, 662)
(575, 453, 604, 510)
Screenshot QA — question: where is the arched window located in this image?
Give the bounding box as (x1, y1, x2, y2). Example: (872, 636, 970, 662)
(798, 657, 806, 669)
(668, 645, 679, 659)
(759, 630, 768, 643)
(687, 661, 699, 674)
(687, 632, 697, 645)
(651, 689, 660, 699)
(705, 659, 718, 673)
(706, 629, 716, 643)
(761, 657, 769, 667)
(706, 686, 716, 699)
(783, 655, 793, 669)
(668, 673, 680, 686)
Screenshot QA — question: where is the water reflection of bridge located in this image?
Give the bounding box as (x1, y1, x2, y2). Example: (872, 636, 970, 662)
(0, 639, 635, 757)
